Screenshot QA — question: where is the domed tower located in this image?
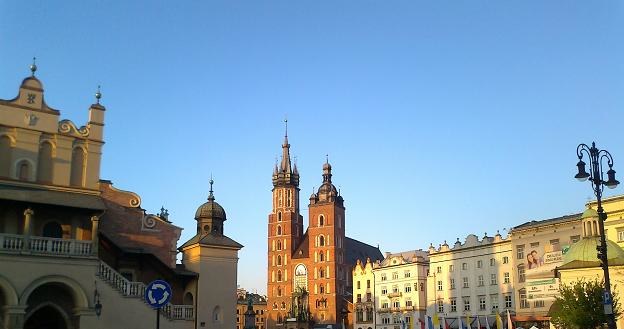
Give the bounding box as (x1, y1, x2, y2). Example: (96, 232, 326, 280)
(307, 158, 347, 325)
(180, 179, 243, 329)
(195, 178, 227, 235)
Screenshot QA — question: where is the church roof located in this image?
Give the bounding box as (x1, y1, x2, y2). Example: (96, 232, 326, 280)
(558, 236, 624, 270)
(345, 237, 383, 266)
(178, 232, 243, 250)
(512, 213, 581, 231)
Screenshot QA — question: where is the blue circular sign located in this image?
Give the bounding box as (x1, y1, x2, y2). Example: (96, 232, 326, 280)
(145, 280, 172, 309)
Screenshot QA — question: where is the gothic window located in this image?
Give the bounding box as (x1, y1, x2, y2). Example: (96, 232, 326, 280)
(0, 136, 12, 177)
(281, 302, 286, 309)
(319, 252, 324, 262)
(319, 235, 325, 246)
(37, 141, 54, 183)
(277, 286, 282, 297)
(277, 225, 282, 236)
(277, 255, 282, 266)
(278, 212, 282, 222)
(17, 160, 31, 181)
(277, 270, 282, 281)
(319, 215, 325, 227)
(277, 240, 282, 251)
(183, 292, 194, 305)
(70, 147, 86, 187)
(213, 306, 222, 323)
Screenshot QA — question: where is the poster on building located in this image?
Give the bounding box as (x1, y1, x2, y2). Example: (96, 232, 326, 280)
(525, 243, 568, 300)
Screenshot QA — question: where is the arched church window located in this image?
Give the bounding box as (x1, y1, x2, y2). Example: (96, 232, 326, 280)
(319, 252, 324, 262)
(281, 302, 286, 309)
(213, 306, 222, 323)
(319, 215, 324, 227)
(277, 286, 282, 297)
(319, 268, 324, 278)
(184, 292, 194, 305)
(277, 240, 282, 251)
(277, 255, 282, 266)
(277, 225, 282, 236)
(319, 235, 325, 246)
(277, 270, 282, 282)
(278, 211, 282, 222)
(42, 221, 63, 238)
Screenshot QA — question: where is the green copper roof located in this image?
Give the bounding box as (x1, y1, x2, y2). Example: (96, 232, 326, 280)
(581, 208, 598, 219)
(560, 237, 624, 269)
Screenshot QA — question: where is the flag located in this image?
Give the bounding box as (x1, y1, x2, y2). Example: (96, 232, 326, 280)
(506, 310, 513, 329)
(409, 316, 413, 329)
(476, 315, 481, 329)
(420, 318, 425, 329)
(458, 315, 464, 329)
(465, 314, 471, 329)
(443, 317, 450, 329)
(433, 314, 440, 329)
(485, 315, 491, 329)
(427, 316, 434, 329)
(495, 313, 503, 329)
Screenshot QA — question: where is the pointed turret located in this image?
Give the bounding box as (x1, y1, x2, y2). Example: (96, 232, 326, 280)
(272, 119, 299, 187)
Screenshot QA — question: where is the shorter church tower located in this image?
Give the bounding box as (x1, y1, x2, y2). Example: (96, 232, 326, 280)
(180, 179, 243, 329)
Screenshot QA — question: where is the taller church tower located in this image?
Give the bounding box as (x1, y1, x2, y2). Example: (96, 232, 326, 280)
(267, 122, 304, 327)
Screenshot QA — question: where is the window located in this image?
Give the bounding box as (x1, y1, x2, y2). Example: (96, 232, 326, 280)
(518, 264, 526, 283)
(392, 285, 399, 293)
(381, 287, 387, 295)
(392, 301, 400, 308)
(405, 299, 412, 306)
(392, 272, 399, 280)
(490, 258, 495, 266)
(505, 295, 512, 308)
(0, 136, 12, 177)
(319, 235, 325, 246)
(277, 255, 282, 266)
(320, 285, 324, 293)
(356, 310, 363, 322)
(477, 275, 484, 286)
(462, 263, 468, 270)
(277, 287, 282, 297)
(319, 215, 324, 227)
(463, 277, 469, 288)
(404, 284, 411, 293)
(277, 212, 282, 221)
(517, 245, 525, 259)
(534, 300, 544, 308)
(382, 317, 391, 324)
(530, 242, 539, 248)
(550, 239, 560, 246)
(571, 235, 581, 243)
(519, 290, 529, 309)
(356, 294, 362, 303)
(420, 282, 424, 291)
(381, 274, 387, 281)
(404, 270, 411, 278)
(367, 280, 371, 288)
(503, 256, 509, 264)
(18, 161, 30, 181)
(491, 294, 499, 310)
(277, 270, 282, 281)
(42, 221, 63, 238)
(437, 281, 443, 291)
(504, 272, 510, 284)
(450, 298, 457, 312)
(450, 279, 455, 290)
(366, 293, 372, 302)
(277, 225, 282, 236)
(479, 296, 486, 310)
(618, 229, 624, 242)
(319, 252, 324, 262)
(319, 268, 324, 278)
(449, 264, 454, 272)
(477, 260, 483, 268)
(357, 281, 361, 289)
(382, 301, 389, 309)
(37, 142, 54, 183)
(277, 240, 282, 251)
(413, 283, 418, 291)
(463, 297, 470, 311)
(437, 300, 444, 313)
(70, 147, 85, 186)
(491, 274, 497, 285)
(436, 266, 442, 273)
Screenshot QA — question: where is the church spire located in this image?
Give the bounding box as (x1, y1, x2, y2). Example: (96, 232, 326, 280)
(281, 118, 292, 173)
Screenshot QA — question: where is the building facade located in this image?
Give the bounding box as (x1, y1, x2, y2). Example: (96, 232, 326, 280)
(374, 251, 429, 329)
(352, 258, 376, 329)
(266, 131, 382, 329)
(0, 64, 241, 329)
(508, 213, 581, 327)
(236, 290, 268, 329)
(426, 232, 513, 329)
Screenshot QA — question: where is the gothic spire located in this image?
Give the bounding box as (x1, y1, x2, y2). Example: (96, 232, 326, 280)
(281, 118, 292, 173)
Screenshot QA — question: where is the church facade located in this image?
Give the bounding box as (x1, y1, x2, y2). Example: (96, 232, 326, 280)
(266, 131, 382, 329)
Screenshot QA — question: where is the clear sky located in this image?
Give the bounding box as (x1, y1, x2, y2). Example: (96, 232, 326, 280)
(1, 1, 623, 294)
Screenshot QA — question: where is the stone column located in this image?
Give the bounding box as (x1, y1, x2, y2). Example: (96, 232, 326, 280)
(90, 215, 99, 256)
(4, 306, 26, 329)
(22, 208, 34, 251)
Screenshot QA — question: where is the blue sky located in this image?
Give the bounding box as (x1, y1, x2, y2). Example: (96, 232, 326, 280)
(1, 1, 623, 294)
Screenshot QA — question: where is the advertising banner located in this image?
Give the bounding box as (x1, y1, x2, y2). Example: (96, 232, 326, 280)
(525, 243, 568, 300)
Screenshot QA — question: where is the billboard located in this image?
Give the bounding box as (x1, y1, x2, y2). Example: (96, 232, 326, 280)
(525, 243, 568, 300)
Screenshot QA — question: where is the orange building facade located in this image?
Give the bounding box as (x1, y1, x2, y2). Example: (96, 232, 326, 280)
(266, 130, 382, 329)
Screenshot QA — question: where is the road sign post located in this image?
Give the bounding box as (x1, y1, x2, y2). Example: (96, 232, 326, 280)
(145, 280, 172, 329)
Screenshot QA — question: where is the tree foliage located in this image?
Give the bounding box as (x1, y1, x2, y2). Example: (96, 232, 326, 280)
(551, 279, 620, 329)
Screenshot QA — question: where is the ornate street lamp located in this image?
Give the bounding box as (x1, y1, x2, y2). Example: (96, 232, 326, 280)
(575, 142, 619, 329)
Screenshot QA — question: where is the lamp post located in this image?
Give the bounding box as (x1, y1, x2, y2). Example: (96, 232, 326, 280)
(575, 141, 620, 329)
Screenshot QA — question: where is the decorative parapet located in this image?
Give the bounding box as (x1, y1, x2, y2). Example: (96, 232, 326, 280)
(99, 180, 141, 208)
(58, 119, 90, 138)
(428, 231, 509, 254)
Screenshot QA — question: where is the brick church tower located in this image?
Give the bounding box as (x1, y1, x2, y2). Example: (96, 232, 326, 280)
(267, 124, 351, 329)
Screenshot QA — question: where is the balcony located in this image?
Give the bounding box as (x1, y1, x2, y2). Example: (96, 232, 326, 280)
(0, 233, 94, 257)
(388, 292, 402, 298)
(377, 308, 390, 313)
(401, 306, 414, 311)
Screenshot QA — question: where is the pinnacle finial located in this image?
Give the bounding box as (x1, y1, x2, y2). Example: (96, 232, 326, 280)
(30, 57, 37, 76)
(95, 85, 102, 104)
(208, 175, 215, 201)
(284, 116, 288, 138)
(326, 154, 329, 163)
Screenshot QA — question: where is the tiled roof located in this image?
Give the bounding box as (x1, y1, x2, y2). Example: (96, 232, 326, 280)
(511, 213, 582, 231)
(179, 233, 243, 250)
(345, 237, 383, 266)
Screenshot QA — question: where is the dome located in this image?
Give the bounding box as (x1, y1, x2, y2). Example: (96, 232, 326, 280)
(581, 207, 598, 219)
(563, 237, 624, 265)
(323, 162, 332, 170)
(318, 182, 337, 196)
(195, 199, 226, 220)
